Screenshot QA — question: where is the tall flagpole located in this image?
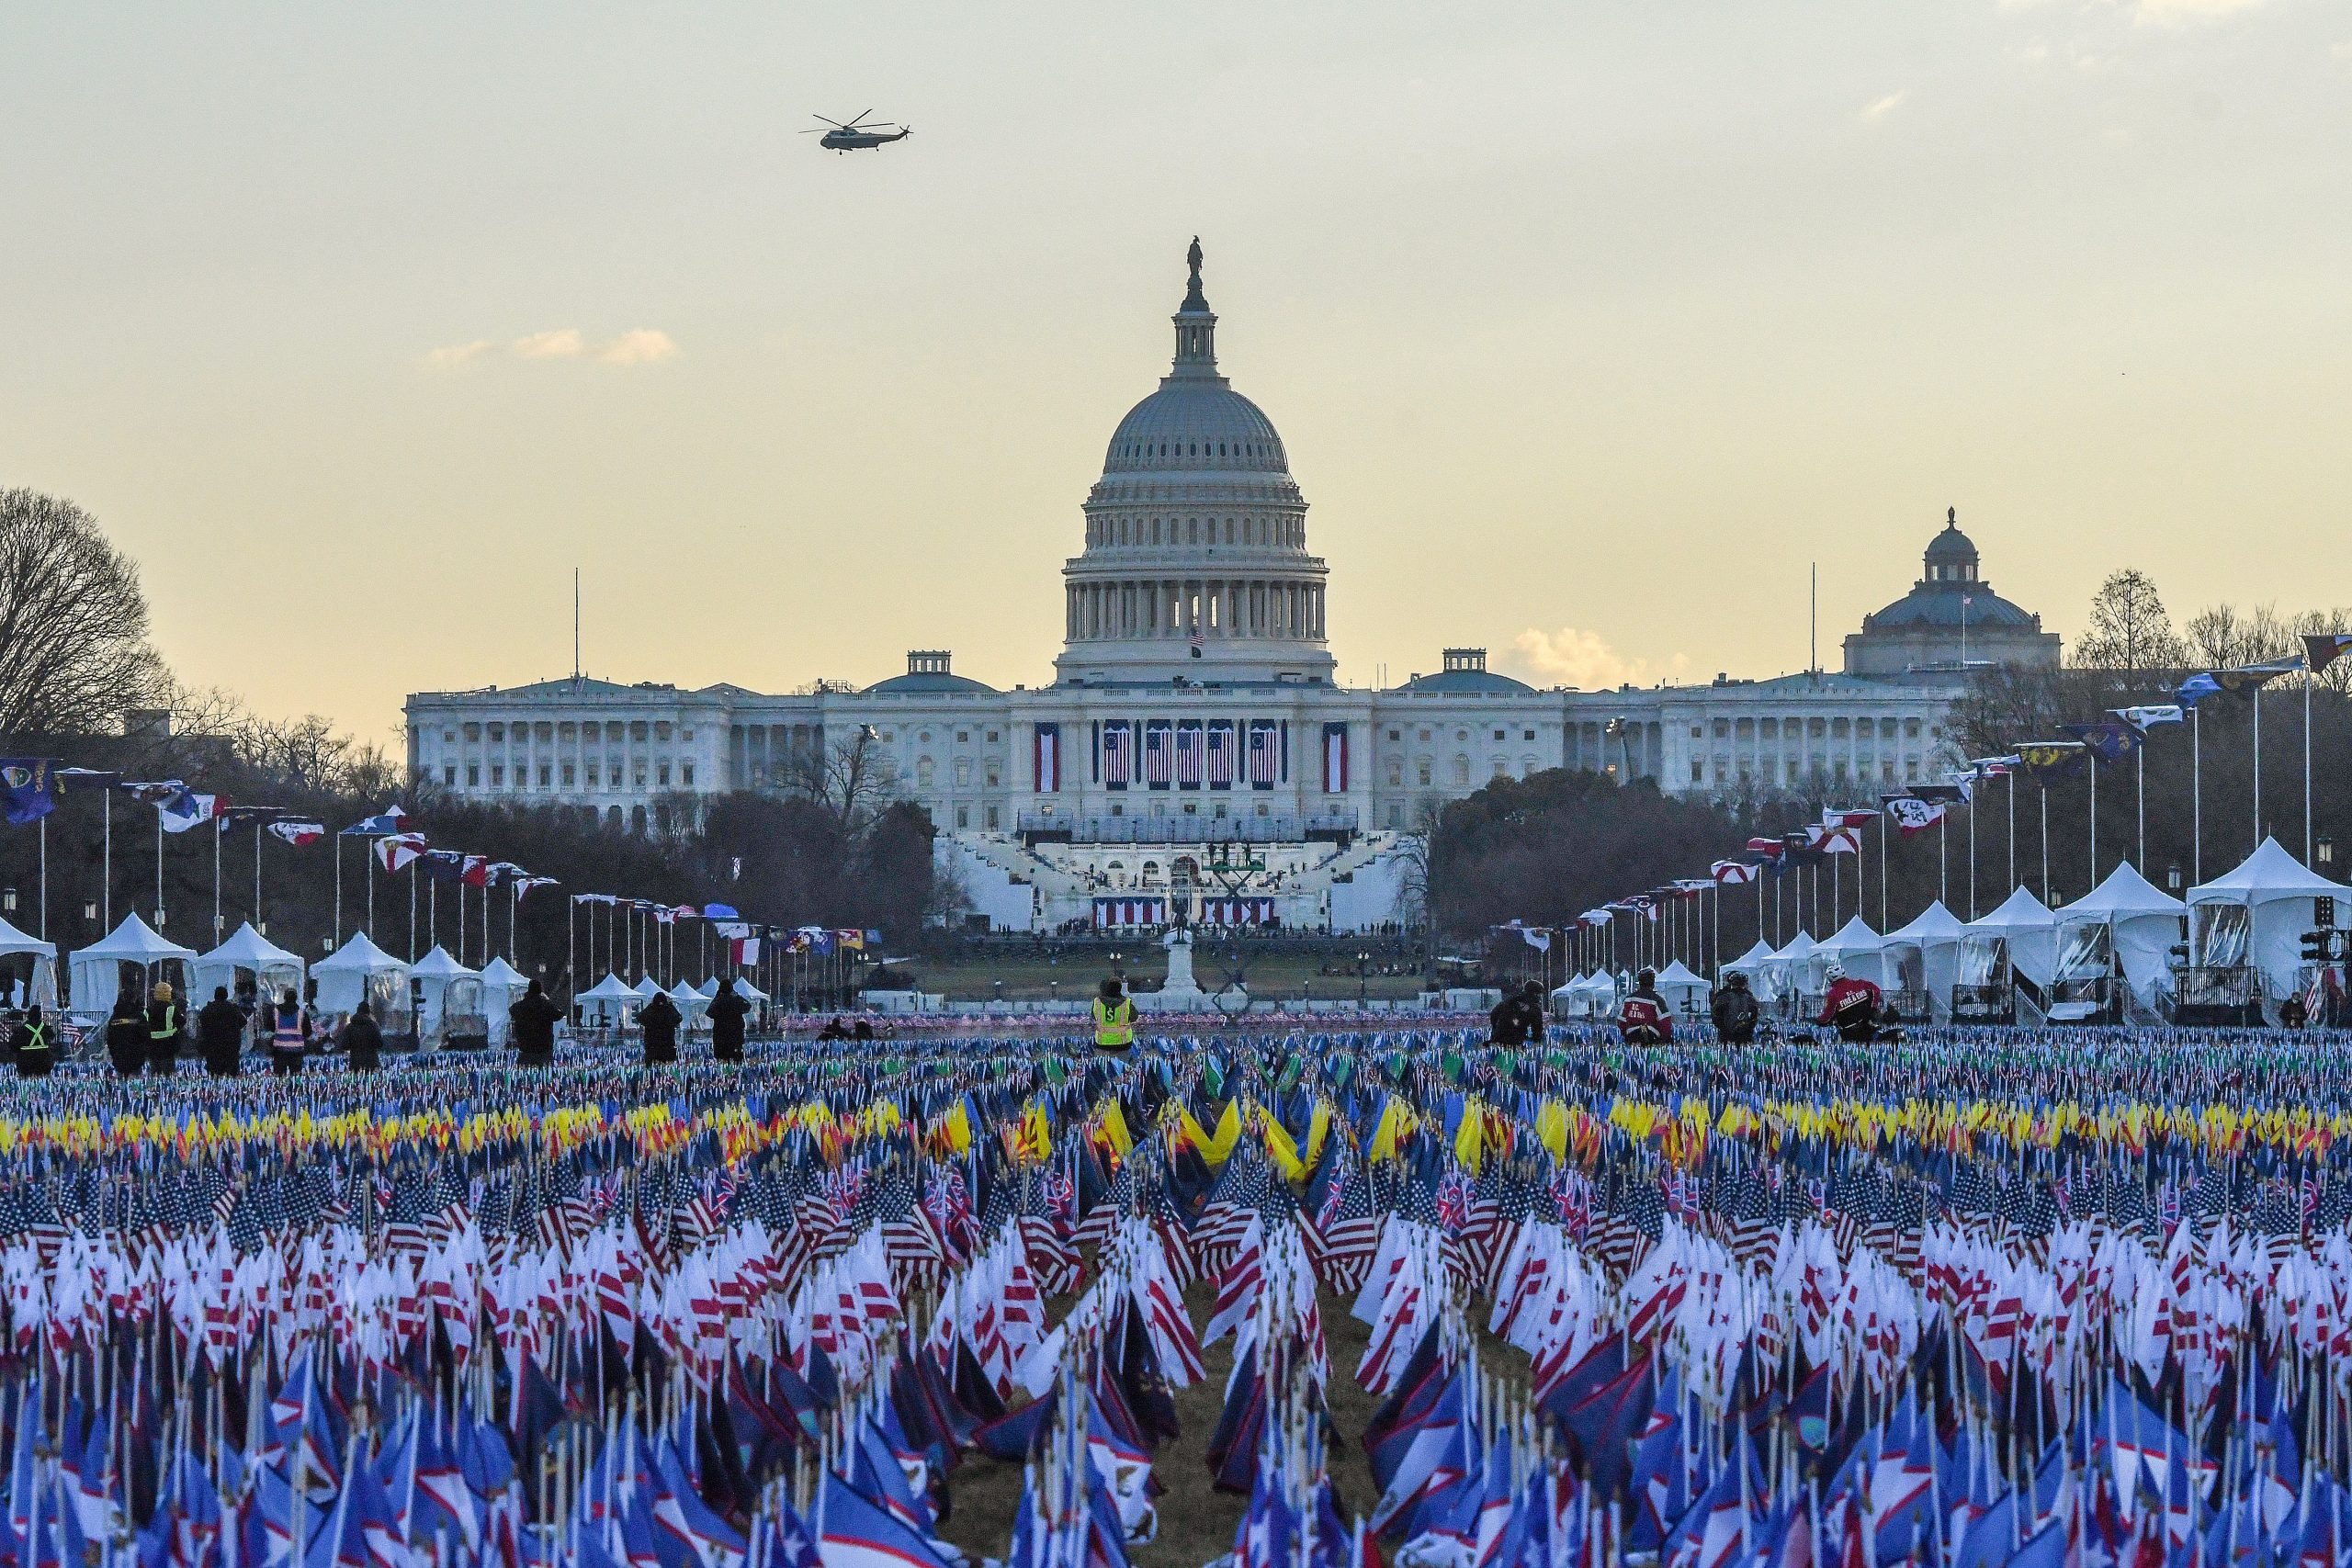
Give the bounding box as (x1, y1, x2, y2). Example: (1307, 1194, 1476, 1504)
(2253, 682, 2263, 851)
(1967, 789, 1977, 919)
(2306, 664, 2315, 865)
(333, 835, 342, 950)
(2007, 772, 2018, 895)
(2136, 741, 2146, 873)
(212, 818, 222, 943)
(253, 820, 264, 931)
(100, 787, 110, 931)
(2192, 705, 2202, 885)
(1939, 812, 1948, 908)
(2087, 752, 2098, 894)
(408, 862, 418, 961)
(154, 810, 164, 926)
(2041, 783, 2052, 903)
(1879, 812, 1888, 930)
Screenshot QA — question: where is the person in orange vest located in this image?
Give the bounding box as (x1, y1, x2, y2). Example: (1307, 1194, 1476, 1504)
(1616, 969, 1671, 1045)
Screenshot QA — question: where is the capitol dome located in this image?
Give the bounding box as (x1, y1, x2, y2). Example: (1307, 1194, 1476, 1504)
(1102, 386, 1289, 474)
(1055, 242, 1334, 687)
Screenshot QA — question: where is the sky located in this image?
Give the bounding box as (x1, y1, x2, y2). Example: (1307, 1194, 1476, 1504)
(4, 0, 2348, 747)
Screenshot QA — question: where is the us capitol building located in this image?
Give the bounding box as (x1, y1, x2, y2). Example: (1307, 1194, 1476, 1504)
(406, 244, 2059, 934)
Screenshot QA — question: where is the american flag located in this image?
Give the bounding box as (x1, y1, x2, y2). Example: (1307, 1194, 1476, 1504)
(1103, 722, 1133, 787)
(1311, 1163, 1383, 1294)
(1249, 721, 1278, 788)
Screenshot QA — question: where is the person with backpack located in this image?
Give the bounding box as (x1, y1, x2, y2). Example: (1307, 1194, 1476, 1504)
(1711, 972, 1760, 1044)
(1616, 969, 1672, 1045)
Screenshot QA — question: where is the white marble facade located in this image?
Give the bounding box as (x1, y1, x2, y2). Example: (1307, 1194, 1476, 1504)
(407, 245, 2028, 929)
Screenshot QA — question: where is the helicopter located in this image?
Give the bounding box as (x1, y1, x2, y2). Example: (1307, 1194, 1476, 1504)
(803, 111, 910, 152)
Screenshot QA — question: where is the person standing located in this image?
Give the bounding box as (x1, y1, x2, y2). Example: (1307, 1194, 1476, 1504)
(1092, 976, 1136, 1054)
(341, 1000, 383, 1071)
(197, 986, 246, 1076)
(639, 989, 681, 1066)
(146, 980, 183, 1076)
(107, 995, 151, 1077)
(8, 1005, 53, 1077)
(268, 989, 311, 1076)
(707, 979, 750, 1064)
(510, 978, 561, 1068)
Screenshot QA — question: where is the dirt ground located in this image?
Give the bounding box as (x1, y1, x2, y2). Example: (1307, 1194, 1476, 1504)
(937, 1281, 1388, 1566)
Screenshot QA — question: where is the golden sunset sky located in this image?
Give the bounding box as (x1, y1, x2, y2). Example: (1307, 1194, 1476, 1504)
(5, 1, 2346, 744)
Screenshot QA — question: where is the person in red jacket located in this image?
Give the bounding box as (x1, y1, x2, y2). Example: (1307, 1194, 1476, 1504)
(1617, 969, 1672, 1045)
(1815, 960, 1884, 1043)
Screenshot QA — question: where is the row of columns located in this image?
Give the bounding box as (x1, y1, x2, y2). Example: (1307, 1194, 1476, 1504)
(1066, 577, 1326, 642)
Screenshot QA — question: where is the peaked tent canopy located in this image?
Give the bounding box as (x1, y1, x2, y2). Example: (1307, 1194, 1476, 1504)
(191, 922, 304, 1013)
(1653, 958, 1712, 1016)
(0, 916, 59, 1011)
(1963, 885, 2059, 988)
(69, 914, 197, 1018)
(2055, 863, 2186, 1013)
(477, 956, 529, 1045)
(1814, 916, 1887, 988)
(2188, 837, 2344, 1008)
(1882, 901, 1966, 1021)
(311, 931, 412, 1021)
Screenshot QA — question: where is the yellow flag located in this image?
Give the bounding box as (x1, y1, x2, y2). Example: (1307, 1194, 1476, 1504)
(1203, 1100, 1243, 1166)
(1100, 1098, 1134, 1156)
(1303, 1100, 1332, 1171)
(944, 1100, 972, 1154)
(1453, 1097, 1486, 1175)
(1535, 1099, 1569, 1162)
(1368, 1098, 1418, 1164)
(1261, 1111, 1304, 1181)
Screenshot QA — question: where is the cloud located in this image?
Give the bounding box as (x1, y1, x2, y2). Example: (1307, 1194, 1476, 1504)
(596, 329, 679, 366)
(1860, 90, 1905, 121)
(2134, 0, 2266, 22)
(513, 328, 585, 360)
(1504, 627, 1690, 691)
(423, 339, 494, 370)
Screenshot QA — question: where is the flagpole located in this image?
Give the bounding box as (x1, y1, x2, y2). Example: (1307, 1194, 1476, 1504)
(2041, 782, 2052, 903)
(253, 820, 263, 931)
(1756, 874, 1764, 956)
(2253, 682, 2263, 852)
(2192, 705, 2202, 884)
(2136, 741, 2146, 874)
(2087, 751, 2098, 893)
(1967, 789, 1978, 919)
(2305, 663, 2315, 865)
(428, 876, 437, 954)
(212, 818, 222, 943)
(333, 834, 342, 950)
(38, 818, 46, 942)
(100, 786, 110, 931)
(568, 900, 576, 989)
(1880, 812, 1889, 930)
(2007, 772, 2018, 896)
(408, 861, 417, 961)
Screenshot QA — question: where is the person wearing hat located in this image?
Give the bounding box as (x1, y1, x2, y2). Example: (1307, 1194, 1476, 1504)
(268, 988, 311, 1075)
(107, 994, 151, 1076)
(340, 1000, 382, 1072)
(1092, 976, 1136, 1054)
(1489, 980, 1546, 1047)
(1711, 972, 1759, 1044)
(639, 987, 681, 1066)
(707, 979, 750, 1064)
(1815, 959, 1884, 1043)
(1616, 968, 1670, 1045)
(197, 986, 246, 1076)
(145, 980, 184, 1075)
(8, 1005, 53, 1077)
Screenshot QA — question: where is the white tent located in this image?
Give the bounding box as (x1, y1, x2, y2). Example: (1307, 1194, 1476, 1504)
(0, 916, 59, 1011)
(312, 932, 413, 1031)
(1813, 915, 1886, 990)
(410, 946, 481, 1043)
(1758, 931, 1817, 1010)
(192, 922, 304, 1011)
(69, 915, 196, 1019)
(666, 979, 710, 1025)
(2189, 837, 2343, 1012)
(477, 956, 528, 1044)
(1549, 972, 1611, 1020)
(726, 975, 769, 1004)
(1654, 958, 1712, 1018)
(1959, 886, 2058, 1017)
(1718, 939, 1780, 1005)
(2057, 863, 2187, 1016)
(629, 975, 667, 1001)
(1882, 901, 1966, 1021)
(575, 972, 639, 1028)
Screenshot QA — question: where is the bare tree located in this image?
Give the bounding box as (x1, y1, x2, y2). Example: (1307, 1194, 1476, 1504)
(2071, 569, 2187, 679)
(2297, 606, 2352, 694)
(0, 490, 167, 737)
(2185, 603, 2299, 671)
(788, 725, 902, 829)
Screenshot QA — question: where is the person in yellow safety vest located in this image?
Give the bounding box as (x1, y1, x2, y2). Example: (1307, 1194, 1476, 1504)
(1092, 976, 1136, 1053)
(146, 981, 183, 1076)
(7, 1005, 53, 1077)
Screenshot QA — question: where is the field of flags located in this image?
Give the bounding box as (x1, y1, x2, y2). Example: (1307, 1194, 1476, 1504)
(9, 1023, 2352, 1567)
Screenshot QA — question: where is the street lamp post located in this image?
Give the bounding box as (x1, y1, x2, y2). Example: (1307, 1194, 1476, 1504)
(2321, 835, 2336, 872)
(1356, 948, 1369, 1008)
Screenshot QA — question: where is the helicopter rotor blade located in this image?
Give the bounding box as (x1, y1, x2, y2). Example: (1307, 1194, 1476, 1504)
(809, 114, 849, 128)
(846, 108, 874, 129)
